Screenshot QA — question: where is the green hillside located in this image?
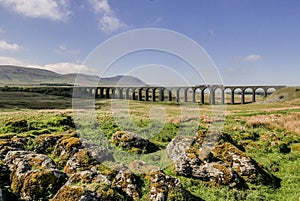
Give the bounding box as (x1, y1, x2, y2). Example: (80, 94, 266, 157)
(0, 65, 146, 86)
(265, 87, 300, 103)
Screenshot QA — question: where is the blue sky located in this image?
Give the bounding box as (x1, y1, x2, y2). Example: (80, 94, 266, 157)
(0, 0, 299, 85)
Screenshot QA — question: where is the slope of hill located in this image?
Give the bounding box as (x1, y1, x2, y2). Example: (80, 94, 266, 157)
(0, 65, 146, 86)
(265, 87, 300, 103)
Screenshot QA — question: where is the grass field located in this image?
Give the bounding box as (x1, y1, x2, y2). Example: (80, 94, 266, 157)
(0, 90, 300, 200)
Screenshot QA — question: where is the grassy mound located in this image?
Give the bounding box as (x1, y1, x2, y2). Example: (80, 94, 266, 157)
(265, 87, 300, 103)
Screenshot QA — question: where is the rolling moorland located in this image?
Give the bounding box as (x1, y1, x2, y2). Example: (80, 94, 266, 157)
(0, 65, 146, 87)
(0, 68, 299, 200)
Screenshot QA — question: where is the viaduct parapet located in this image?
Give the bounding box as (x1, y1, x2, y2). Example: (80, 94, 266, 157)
(74, 85, 286, 105)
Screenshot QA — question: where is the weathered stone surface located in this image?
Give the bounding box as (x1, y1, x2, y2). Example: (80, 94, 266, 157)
(4, 151, 56, 171)
(167, 133, 246, 188)
(4, 150, 67, 201)
(0, 137, 27, 158)
(81, 138, 114, 164)
(50, 185, 101, 201)
(112, 169, 140, 200)
(53, 136, 82, 167)
(64, 139, 114, 175)
(53, 168, 139, 201)
(148, 170, 181, 201)
(64, 149, 99, 175)
(147, 169, 202, 201)
(167, 131, 279, 188)
(211, 141, 276, 185)
(19, 169, 67, 201)
(112, 131, 159, 154)
(68, 170, 111, 185)
(36, 131, 78, 154)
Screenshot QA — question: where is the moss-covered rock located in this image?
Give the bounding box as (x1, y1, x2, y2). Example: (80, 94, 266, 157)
(63, 139, 114, 175)
(112, 169, 140, 200)
(168, 131, 275, 188)
(0, 137, 27, 158)
(53, 168, 139, 201)
(212, 141, 280, 186)
(36, 131, 78, 154)
(20, 169, 67, 200)
(147, 169, 202, 201)
(64, 149, 100, 175)
(53, 136, 82, 168)
(3, 150, 67, 200)
(50, 185, 99, 201)
(111, 131, 159, 154)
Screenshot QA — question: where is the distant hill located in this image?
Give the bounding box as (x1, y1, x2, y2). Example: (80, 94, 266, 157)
(0, 65, 146, 87)
(265, 87, 300, 103)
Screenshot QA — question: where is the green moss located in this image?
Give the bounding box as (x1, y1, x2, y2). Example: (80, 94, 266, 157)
(50, 185, 85, 201)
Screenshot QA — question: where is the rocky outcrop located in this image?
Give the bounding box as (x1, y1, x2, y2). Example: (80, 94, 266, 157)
(4, 151, 67, 200)
(167, 135, 244, 188)
(112, 169, 140, 200)
(0, 137, 27, 158)
(111, 131, 159, 154)
(0, 123, 282, 200)
(52, 168, 140, 201)
(147, 169, 202, 201)
(52, 136, 82, 167)
(167, 131, 278, 188)
(36, 131, 78, 154)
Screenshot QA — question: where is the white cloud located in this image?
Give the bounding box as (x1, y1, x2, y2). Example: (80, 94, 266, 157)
(44, 62, 97, 74)
(0, 56, 97, 75)
(55, 44, 80, 55)
(99, 15, 127, 32)
(88, 0, 127, 32)
(0, 56, 29, 66)
(0, 40, 21, 51)
(0, 0, 71, 21)
(243, 54, 262, 62)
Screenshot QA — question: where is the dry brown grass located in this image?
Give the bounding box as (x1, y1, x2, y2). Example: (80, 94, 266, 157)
(245, 112, 300, 134)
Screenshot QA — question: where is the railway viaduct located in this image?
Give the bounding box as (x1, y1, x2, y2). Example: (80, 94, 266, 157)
(75, 85, 286, 105)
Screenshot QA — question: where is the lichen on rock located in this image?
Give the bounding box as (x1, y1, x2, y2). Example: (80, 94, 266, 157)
(52, 136, 82, 167)
(111, 131, 159, 154)
(166, 130, 279, 188)
(4, 150, 67, 200)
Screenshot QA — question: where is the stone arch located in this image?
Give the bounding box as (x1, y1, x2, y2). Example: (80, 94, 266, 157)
(233, 87, 243, 104)
(201, 87, 211, 104)
(213, 87, 224, 105)
(243, 87, 254, 103)
(266, 87, 276, 96)
(254, 87, 266, 102)
(176, 88, 185, 102)
(193, 87, 202, 103)
(182, 87, 192, 102)
(223, 88, 232, 104)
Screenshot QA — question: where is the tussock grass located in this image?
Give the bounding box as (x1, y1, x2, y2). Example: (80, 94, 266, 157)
(245, 113, 300, 134)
